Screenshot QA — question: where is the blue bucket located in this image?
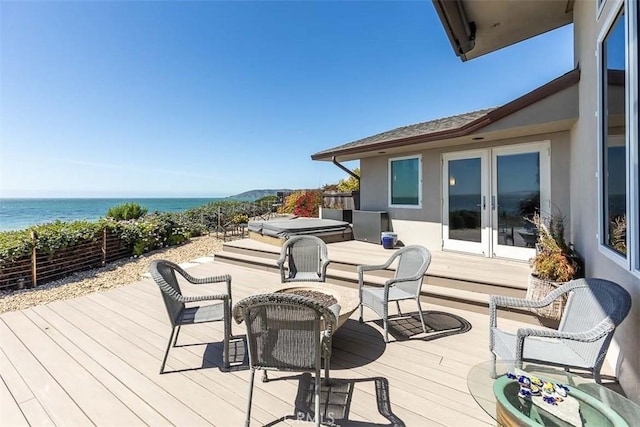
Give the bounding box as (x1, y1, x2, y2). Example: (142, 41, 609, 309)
(381, 235, 395, 249)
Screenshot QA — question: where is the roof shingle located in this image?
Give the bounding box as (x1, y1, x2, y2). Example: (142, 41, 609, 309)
(312, 108, 496, 158)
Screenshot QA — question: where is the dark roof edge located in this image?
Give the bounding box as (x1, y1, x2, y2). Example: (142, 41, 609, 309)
(311, 68, 580, 161)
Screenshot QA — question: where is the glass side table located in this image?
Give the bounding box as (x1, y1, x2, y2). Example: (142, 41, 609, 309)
(467, 360, 640, 426)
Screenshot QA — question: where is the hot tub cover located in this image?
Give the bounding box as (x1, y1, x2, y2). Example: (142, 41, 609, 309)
(248, 217, 350, 238)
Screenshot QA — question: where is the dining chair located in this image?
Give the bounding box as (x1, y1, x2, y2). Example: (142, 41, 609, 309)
(149, 260, 232, 373)
(357, 245, 432, 342)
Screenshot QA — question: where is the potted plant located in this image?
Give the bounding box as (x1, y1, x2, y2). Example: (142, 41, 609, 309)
(526, 212, 580, 320)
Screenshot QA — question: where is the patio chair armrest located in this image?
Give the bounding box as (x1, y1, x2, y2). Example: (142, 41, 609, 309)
(490, 294, 549, 309)
(326, 303, 340, 326)
(178, 293, 230, 304)
(357, 264, 390, 288)
(182, 270, 231, 286)
(489, 294, 557, 327)
(357, 263, 390, 274)
(320, 258, 331, 278)
(385, 274, 425, 286)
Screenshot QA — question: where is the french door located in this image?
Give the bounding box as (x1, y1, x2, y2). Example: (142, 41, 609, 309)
(442, 142, 550, 260)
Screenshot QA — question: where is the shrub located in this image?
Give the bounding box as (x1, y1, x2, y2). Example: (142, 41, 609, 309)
(106, 203, 148, 221)
(292, 190, 322, 218)
(279, 191, 305, 215)
(0, 229, 32, 261)
(529, 213, 578, 282)
(255, 195, 279, 208)
(232, 214, 249, 224)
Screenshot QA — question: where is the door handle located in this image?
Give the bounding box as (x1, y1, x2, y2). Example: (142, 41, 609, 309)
(491, 196, 496, 211)
(476, 196, 487, 210)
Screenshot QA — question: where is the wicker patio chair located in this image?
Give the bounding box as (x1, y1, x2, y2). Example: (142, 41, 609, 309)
(489, 278, 632, 383)
(357, 245, 432, 343)
(277, 235, 330, 283)
(149, 260, 232, 373)
(233, 293, 339, 427)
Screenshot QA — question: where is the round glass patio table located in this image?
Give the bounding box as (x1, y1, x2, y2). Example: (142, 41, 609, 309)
(467, 360, 640, 427)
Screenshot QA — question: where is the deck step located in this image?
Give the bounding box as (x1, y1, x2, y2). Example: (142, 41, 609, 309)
(214, 249, 539, 324)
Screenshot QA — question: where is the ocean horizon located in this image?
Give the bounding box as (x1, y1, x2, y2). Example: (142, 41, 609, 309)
(0, 198, 229, 232)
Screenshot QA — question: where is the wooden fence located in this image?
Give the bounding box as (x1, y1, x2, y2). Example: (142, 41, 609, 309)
(0, 229, 132, 290)
(322, 191, 360, 210)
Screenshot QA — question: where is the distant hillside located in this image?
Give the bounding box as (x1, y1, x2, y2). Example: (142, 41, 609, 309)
(228, 189, 293, 201)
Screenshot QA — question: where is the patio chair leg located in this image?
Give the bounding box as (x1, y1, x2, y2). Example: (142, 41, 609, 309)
(359, 303, 364, 323)
(396, 301, 402, 316)
(160, 327, 176, 374)
(383, 318, 389, 343)
(262, 370, 269, 382)
(416, 299, 427, 334)
(172, 325, 181, 347)
(245, 368, 255, 427)
(490, 353, 497, 379)
(223, 305, 231, 368)
(323, 356, 330, 385)
(314, 368, 321, 427)
(594, 369, 602, 384)
(224, 319, 230, 369)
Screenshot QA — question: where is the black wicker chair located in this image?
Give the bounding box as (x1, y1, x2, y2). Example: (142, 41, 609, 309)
(149, 260, 232, 373)
(233, 293, 339, 427)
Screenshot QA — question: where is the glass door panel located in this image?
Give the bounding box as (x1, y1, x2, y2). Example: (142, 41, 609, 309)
(442, 151, 489, 255)
(492, 144, 550, 260)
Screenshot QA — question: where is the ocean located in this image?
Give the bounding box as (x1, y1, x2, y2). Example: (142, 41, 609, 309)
(0, 198, 227, 232)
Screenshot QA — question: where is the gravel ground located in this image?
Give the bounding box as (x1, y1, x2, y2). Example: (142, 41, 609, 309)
(0, 234, 226, 314)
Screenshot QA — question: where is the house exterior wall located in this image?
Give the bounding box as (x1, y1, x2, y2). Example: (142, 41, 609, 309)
(481, 85, 579, 133)
(359, 130, 571, 249)
(571, 0, 639, 403)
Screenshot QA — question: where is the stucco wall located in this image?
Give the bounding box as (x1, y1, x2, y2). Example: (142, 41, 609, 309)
(481, 85, 579, 133)
(359, 131, 572, 250)
(572, 0, 639, 403)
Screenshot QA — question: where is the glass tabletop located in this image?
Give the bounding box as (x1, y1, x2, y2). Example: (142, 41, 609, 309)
(467, 361, 640, 427)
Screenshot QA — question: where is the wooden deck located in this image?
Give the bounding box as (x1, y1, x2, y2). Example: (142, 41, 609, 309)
(1, 259, 537, 426)
(225, 238, 531, 288)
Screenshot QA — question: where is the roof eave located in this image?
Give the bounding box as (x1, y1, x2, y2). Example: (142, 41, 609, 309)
(311, 68, 580, 162)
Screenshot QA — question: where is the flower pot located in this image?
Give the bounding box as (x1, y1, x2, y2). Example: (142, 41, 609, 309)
(526, 274, 567, 321)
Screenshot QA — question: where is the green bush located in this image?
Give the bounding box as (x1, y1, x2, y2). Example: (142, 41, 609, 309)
(0, 199, 274, 266)
(32, 221, 102, 254)
(106, 203, 148, 221)
(0, 229, 32, 261)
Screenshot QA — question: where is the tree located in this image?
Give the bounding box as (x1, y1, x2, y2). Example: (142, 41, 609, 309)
(337, 168, 360, 192)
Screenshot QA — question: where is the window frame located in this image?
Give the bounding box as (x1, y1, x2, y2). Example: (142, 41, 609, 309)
(596, 0, 640, 276)
(388, 154, 422, 209)
(629, 0, 639, 274)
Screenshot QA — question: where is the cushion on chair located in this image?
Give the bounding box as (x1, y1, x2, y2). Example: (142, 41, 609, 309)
(361, 286, 414, 317)
(289, 272, 321, 281)
(179, 303, 226, 324)
(492, 328, 590, 369)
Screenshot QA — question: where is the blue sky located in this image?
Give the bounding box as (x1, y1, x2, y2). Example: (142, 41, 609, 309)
(0, 1, 574, 198)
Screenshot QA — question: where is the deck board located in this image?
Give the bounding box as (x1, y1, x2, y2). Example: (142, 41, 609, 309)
(1, 258, 543, 426)
(225, 238, 531, 288)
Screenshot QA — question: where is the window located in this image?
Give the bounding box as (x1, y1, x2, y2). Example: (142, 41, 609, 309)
(600, 9, 627, 258)
(389, 155, 421, 207)
(598, 0, 639, 275)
